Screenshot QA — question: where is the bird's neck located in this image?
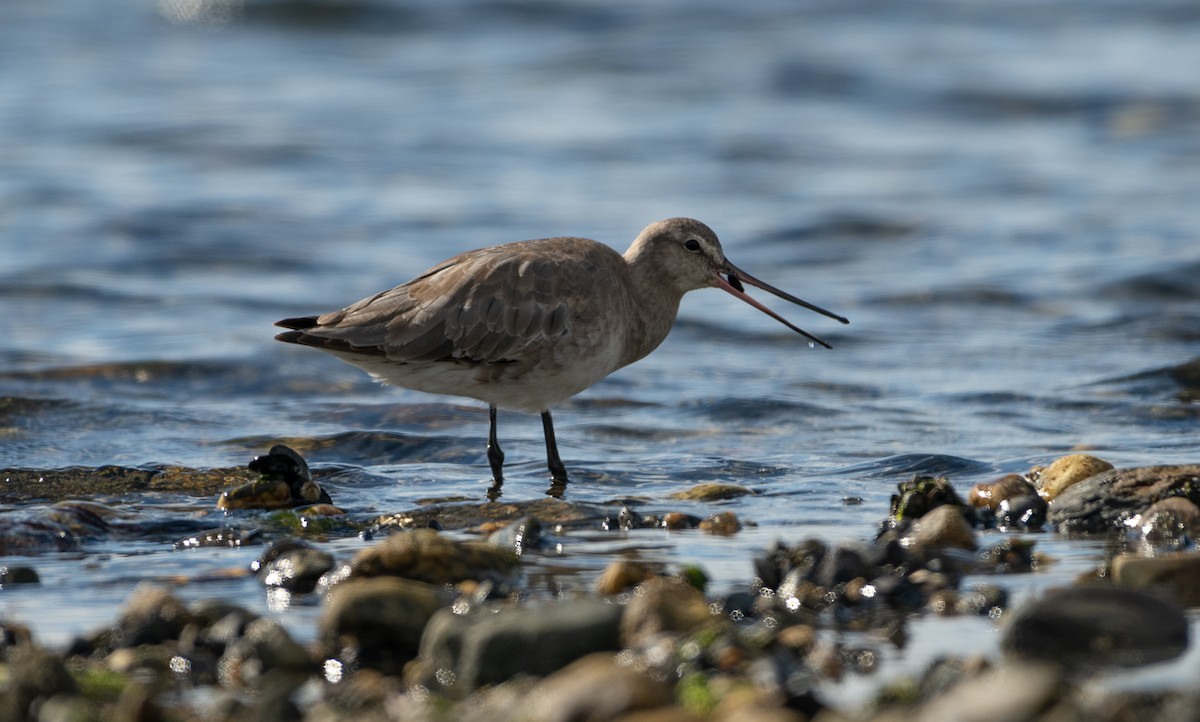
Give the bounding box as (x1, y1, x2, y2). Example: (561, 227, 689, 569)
(621, 249, 685, 366)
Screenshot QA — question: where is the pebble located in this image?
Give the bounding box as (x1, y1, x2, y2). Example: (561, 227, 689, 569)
(1111, 551, 1200, 606)
(254, 542, 335, 594)
(111, 585, 193, 648)
(1048, 464, 1200, 534)
(669, 483, 755, 502)
(319, 576, 445, 676)
(596, 560, 660, 595)
(889, 475, 968, 522)
(699, 511, 742, 535)
(621, 576, 716, 648)
(415, 598, 622, 692)
(906, 505, 977, 551)
(525, 652, 674, 722)
(217, 617, 312, 689)
(967, 474, 1037, 510)
(914, 660, 1063, 722)
(1035, 453, 1113, 500)
(1001, 584, 1188, 666)
(348, 528, 519, 584)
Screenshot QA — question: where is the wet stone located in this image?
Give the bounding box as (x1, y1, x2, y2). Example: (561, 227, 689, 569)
(349, 528, 519, 585)
(111, 585, 193, 649)
(905, 505, 977, 551)
(0, 565, 39, 586)
(914, 660, 1064, 722)
(486, 514, 545, 555)
(218, 445, 333, 510)
(217, 617, 312, 690)
(524, 653, 674, 722)
(1112, 551, 1200, 606)
(968, 474, 1037, 511)
(173, 527, 262, 550)
(596, 560, 660, 596)
(1048, 464, 1200, 534)
(1136, 496, 1200, 545)
(669, 483, 755, 502)
(1035, 453, 1113, 501)
(1002, 584, 1188, 667)
(621, 576, 716, 648)
(320, 576, 445, 676)
(699, 511, 742, 535)
(253, 541, 334, 594)
(415, 598, 622, 693)
(0, 645, 79, 722)
(889, 475, 970, 522)
(995, 494, 1047, 531)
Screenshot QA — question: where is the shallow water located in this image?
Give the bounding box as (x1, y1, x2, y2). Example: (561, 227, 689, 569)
(2, 0, 1200, 705)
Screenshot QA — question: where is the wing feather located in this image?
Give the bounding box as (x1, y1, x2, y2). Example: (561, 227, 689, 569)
(280, 238, 622, 366)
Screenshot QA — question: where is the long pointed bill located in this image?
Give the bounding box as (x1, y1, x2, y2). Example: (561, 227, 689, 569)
(714, 263, 849, 349)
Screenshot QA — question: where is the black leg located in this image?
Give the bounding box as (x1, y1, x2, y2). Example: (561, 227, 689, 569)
(541, 410, 569, 484)
(486, 404, 505, 483)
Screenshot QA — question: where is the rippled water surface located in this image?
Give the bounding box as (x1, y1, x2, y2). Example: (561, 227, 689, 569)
(3, 0, 1200, 704)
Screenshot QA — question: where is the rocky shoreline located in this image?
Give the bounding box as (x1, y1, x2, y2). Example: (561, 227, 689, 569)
(3, 448, 1200, 721)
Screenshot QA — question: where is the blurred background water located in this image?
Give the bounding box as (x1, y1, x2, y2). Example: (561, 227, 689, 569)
(2, 0, 1199, 704)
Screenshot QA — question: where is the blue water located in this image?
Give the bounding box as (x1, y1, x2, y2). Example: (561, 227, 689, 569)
(2, 0, 1199, 702)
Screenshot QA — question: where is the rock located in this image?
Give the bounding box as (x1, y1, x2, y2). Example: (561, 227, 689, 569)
(906, 505, 977, 551)
(699, 511, 742, 536)
(1112, 552, 1200, 606)
(596, 560, 659, 595)
(0, 646, 78, 721)
(1036, 454, 1113, 501)
(662, 512, 701, 530)
(349, 529, 518, 584)
(890, 475, 969, 522)
(486, 515, 544, 555)
(914, 660, 1063, 722)
(1047, 465, 1200, 534)
(219, 445, 331, 510)
(1001, 584, 1188, 666)
(1136, 497, 1200, 544)
(968, 474, 1037, 510)
(218, 618, 312, 689)
(254, 542, 334, 594)
(320, 576, 445, 676)
(415, 597, 622, 693)
(0, 565, 39, 586)
(525, 653, 674, 722)
(995, 494, 1047, 531)
(813, 545, 871, 589)
(669, 483, 755, 502)
(621, 576, 716, 647)
(112, 585, 193, 648)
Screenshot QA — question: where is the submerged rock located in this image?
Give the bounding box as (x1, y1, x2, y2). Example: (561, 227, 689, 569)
(669, 483, 755, 502)
(1047, 464, 1200, 534)
(1001, 584, 1188, 667)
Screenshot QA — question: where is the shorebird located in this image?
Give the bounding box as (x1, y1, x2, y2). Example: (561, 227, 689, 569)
(275, 218, 847, 495)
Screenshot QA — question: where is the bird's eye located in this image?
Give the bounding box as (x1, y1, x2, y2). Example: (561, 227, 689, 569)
(684, 239, 702, 252)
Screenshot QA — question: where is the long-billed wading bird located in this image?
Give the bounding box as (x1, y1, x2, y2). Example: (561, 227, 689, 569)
(275, 217, 848, 497)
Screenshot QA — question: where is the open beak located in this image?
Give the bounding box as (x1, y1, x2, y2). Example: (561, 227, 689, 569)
(714, 262, 849, 349)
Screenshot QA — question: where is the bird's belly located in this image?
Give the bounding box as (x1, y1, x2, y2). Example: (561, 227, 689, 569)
(328, 346, 621, 414)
